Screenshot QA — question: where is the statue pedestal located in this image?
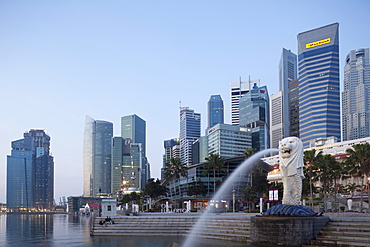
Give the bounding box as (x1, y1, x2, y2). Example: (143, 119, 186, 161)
(250, 215, 329, 247)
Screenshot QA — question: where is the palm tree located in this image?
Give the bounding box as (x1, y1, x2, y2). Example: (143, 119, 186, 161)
(244, 148, 257, 188)
(303, 149, 323, 209)
(244, 148, 257, 159)
(203, 153, 226, 195)
(314, 154, 341, 212)
(344, 143, 370, 212)
(345, 182, 361, 197)
(164, 158, 188, 201)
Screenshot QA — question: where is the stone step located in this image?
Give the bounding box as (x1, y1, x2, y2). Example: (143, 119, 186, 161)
(315, 234, 370, 244)
(323, 226, 370, 233)
(311, 239, 370, 246)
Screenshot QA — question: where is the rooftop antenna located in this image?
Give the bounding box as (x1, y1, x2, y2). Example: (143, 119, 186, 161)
(179, 100, 182, 109)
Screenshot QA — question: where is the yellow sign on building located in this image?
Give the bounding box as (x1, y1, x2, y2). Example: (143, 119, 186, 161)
(305, 38, 331, 49)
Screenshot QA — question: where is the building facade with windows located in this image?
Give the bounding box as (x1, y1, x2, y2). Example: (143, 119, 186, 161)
(208, 95, 224, 129)
(239, 85, 270, 151)
(297, 23, 341, 147)
(207, 123, 252, 158)
(83, 116, 113, 197)
(280, 48, 298, 137)
(270, 91, 283, 149)
(230, 78, 260, 125)
(121, 114, 149, 189)
(180, 107, 201, 165)
(7, 129, 54, 210)
(342, 48, 370, 141)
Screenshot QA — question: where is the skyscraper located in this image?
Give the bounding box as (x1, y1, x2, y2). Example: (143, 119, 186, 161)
(83, 116, 113, 197)
(208, 95, 224, 129)
(297, 23, 341, 147)
(121, 114, 149, 188)
(230, 78, 260, 125)
(270, 91, 283, 149)
(289, 79, 300, 137)
(280, 48, 298, 136)
(342, 48, 370, 141)
(239, 84, 269, 151)
(121, 115, 146, 156)
(180, 107, 201, 165)
(7, 129, 54, 210)
(207, 123, 252, 158)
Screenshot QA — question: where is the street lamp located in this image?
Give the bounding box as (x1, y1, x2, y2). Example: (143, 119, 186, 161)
(232, 189, 236, 213)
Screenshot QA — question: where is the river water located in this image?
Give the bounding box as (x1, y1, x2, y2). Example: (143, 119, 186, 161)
(0, 213, 253, 247)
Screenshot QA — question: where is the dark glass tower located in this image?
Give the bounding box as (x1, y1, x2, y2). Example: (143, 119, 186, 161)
(83, 116, 113, 197)
(208, 95, 224, 128)
(7, 129, 54, 210)
(239, 85, 270, 151)
(297, 23, 340, 147)
(121, 114, 149, 189)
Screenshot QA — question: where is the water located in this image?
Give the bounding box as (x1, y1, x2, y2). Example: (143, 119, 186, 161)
(0, 213, 253, 247)
(182, 149, 280, 247)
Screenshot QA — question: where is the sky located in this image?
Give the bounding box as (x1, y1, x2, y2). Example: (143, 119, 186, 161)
(0, 0, 369, 204)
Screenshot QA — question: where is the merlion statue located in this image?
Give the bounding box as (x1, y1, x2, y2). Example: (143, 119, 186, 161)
(279, 137, 305, 205)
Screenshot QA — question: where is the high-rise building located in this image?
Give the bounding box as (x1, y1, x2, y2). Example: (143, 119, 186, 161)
(163, 138, 180, 164)
(208, 95, 224, 129)
(121, 114, 149, 188)
(162, 138, 181, 180)
(192, 136, 208, 164)
(297, 23, 341, 147)
(83, 116, 113, 197)
(207, 124, 252, 158)
(289, 79, 300, 137)
(270, 91, 283, 149)
(239, 84, 269, 151)
(279, 48, 298, 136)
(7, 129, 54, 210)
(180, 107, 201, 165)
(230, 78, 260, 125)
(342, 48, 370, 141)
(111, 137, 143, 195)
(121, 115, 146, 156)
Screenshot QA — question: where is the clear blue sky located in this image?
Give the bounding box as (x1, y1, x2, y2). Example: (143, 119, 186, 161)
(0, 0, 369, 203)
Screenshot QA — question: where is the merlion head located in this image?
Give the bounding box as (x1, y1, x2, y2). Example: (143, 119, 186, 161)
(279, 137, 303, 160)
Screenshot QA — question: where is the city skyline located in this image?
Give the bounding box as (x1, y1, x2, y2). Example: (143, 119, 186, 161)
(1, 1, 370, 203)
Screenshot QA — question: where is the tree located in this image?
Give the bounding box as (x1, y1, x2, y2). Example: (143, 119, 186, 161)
(203, 154, 226, 195)
(187, 180, 207, 202)
(164, 158, 188, 200)
(314, 154, 341, 212)
(244, 148, 257, 159)
(120, 192, 142, 205)
(143, 178, 167, 199)
(304, 149, 323, 209)
(344, 143, 370, 212)
(345, 182, 361, 197)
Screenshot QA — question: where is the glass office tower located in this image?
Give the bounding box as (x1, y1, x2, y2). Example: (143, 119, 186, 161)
(297, 23, 340, 147)
(180, 107, 201, 165)
(7, 129, 54, 210)
(239, 84, 270, 151)
(239, 84, 269, 151)
(342, 48, 370, 141)
(121, 114, 149, 189)
(208, 95, 224, 129)
(83, 116, 113, 197)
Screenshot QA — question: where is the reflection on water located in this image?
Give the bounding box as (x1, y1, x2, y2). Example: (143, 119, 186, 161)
(0, 214, 252, 247)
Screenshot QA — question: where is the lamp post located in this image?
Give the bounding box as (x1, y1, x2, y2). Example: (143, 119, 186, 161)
(232, 189, 236, 213)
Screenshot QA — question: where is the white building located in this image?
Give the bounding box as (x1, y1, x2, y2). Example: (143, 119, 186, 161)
(270, 91, 283, 149)
(230, 78, 260, 125)
(207, 123, 252, 158)
(342, 48, 370, 141)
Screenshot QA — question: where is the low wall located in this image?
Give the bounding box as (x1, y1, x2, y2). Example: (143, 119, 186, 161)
(250, 216, 329, 247)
